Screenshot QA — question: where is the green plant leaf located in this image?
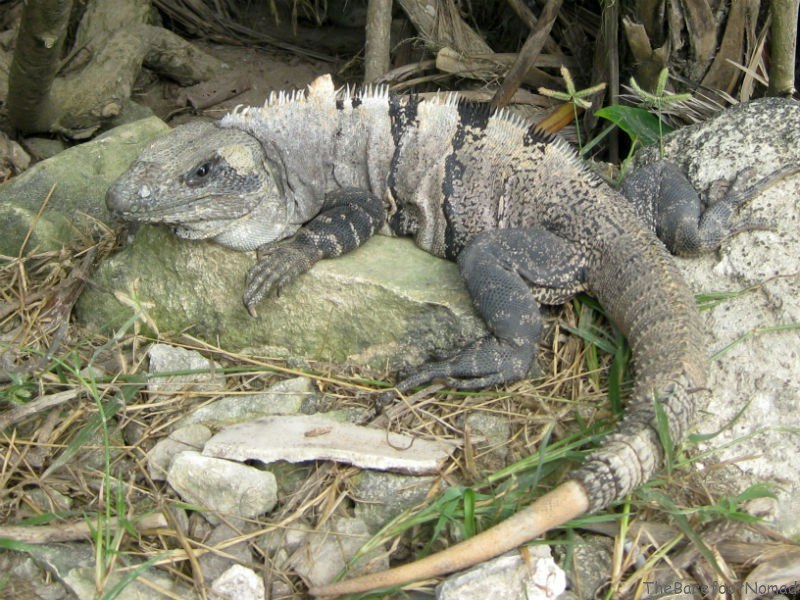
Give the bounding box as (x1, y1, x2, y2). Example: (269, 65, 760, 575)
(0, 538, 39, 553)
(462, 489, 476, 539)
(595, 105, 671, 147)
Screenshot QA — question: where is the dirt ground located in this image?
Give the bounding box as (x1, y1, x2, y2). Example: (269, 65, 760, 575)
(134, 42, 344, 126)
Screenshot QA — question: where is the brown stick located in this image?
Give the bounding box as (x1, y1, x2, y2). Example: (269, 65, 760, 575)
(0, 512, 172, 544)
(436, 47, 569, 88)
(365, 0, 394, 83)
(505, 0, 561, 54)
(490, 0, 563, 110)
(0, 390, 80, 431)
(396, 0, 492, 55)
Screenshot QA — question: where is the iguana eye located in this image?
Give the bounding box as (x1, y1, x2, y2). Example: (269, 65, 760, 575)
(185, 157, 219, 187)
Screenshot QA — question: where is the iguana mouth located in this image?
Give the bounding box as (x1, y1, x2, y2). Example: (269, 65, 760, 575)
(106, 182, 254, 223)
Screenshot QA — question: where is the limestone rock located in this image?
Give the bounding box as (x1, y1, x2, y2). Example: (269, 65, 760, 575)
(0, 117, 169, 256)
(177, 376, 315, 428)
(436, 547, 566, 600)
(147, 424, 212, 480)
(147, 343, 226, 395)
(463, 410, 513, 469)
(287, 517, 388, 587)
(199, 522, 256, 583)
(351, 470, 439, 531)
(210, 565, 265, 600)
(166, 451, 277, 524)
(203, 413, 456, 475)
(635, 97, 800, 535)
(0, 552, 68, 600)
(76, 227, 486, 369)
(29, 542, 193, 600)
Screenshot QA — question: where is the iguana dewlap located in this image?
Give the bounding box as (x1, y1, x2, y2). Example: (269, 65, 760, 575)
(107, 75, 774, 596)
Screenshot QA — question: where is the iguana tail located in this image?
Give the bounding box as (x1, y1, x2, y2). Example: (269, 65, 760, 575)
(307, 481, 589, 596)
(309, 219, 707, 597)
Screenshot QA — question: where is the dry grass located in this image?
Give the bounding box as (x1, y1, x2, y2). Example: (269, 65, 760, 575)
(1, 234, 796, 598)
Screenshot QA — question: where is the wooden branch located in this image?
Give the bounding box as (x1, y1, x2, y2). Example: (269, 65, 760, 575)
(436, 47, 566, 88)
(6, 0, 225, 138)
(396, 0, 492, 55)
(0, 390, 80, 432)
(768, 0, 799, 96)
(505, 0, 561, 54)
(0, 512, 173, 544)
(6, 0, 73, 133)
(622, 17, 669, 92)
(591, 0, 619, 161)
(491, 0, 563, 109)
(701, 1, 748, 95)
(365, 0, 393, 83)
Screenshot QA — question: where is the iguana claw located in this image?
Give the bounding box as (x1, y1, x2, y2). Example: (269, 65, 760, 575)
(392, 336, 535, 393)
(242, 244, 314, 315)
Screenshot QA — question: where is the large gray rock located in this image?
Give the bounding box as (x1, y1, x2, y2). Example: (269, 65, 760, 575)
(76, 226, 486, 369)
(635, 97, 800, 535)
(166, 451, 278, 524)
(436, 547, 565, 600)
(287, 517, 389, 588)
(0, 117, 169, 256)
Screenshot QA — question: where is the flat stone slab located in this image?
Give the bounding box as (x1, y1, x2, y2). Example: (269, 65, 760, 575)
(203, 414, 456, 475)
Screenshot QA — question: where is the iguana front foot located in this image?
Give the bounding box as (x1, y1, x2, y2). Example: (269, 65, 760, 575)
(243, 241, 320, 316)
(243, 187, 386, 316)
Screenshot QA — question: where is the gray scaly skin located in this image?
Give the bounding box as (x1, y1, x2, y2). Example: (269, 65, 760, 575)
(106, 75, 775, 596)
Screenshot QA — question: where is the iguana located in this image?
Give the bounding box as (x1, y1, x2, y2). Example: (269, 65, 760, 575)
(105, 75, 777, 596)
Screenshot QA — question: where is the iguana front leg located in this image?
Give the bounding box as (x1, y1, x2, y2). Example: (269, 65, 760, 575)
(243, 187, 385, 316)
(395, 227, 587, 393)
(620, 160, 799, 256)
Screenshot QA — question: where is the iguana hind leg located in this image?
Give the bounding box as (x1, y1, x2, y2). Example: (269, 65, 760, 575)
(395, 227, 587, 393)
(620, 160, 799, 256)
(243, 187, 385, 316)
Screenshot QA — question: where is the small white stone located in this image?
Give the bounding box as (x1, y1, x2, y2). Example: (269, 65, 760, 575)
(436, 547, 566, 600)
(210, 565, 265, 600)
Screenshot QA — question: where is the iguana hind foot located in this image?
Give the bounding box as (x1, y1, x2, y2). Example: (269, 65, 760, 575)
(393, 227, 586, 393)
(621, 160, 800, 256)
(394, 335, 536, 392)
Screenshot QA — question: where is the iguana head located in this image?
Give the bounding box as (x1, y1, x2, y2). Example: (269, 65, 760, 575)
(106, 121, 297, 251)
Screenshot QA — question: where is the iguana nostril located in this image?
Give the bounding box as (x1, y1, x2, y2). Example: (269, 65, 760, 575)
(105, 180, 131, 216)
